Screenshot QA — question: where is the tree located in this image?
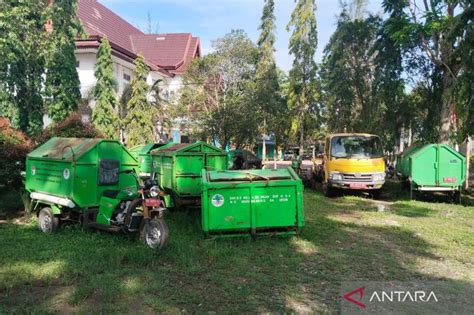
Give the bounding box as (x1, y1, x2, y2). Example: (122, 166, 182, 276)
(92, 38, 119, 139)
(287, 0, 319, 155)
(320, 4, 390, 133)
(383, 0, 473, 143)
(44, 0, 82, 122)
(255, 0, 285, 159)
(125, 55, 154, 147)
(177, 30, 259, 149)
(0, 1, 48, 136)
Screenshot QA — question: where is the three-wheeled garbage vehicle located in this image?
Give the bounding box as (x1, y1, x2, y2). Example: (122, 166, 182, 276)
(129, 143, 167, 178)
(25, 137, 169, 249)
(397, 143, 466, 203)
(151, 142, 228, 208)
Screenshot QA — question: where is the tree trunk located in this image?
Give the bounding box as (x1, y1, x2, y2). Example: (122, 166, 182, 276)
(439, 72, 455, 144)
(299, 114, 304, 157)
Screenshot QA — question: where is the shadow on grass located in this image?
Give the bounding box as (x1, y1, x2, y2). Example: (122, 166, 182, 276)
(388, 202, 436, 217)
(0, 189, 471, 313)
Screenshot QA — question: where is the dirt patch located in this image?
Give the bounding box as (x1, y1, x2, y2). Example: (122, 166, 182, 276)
(0, 281, 79, 313)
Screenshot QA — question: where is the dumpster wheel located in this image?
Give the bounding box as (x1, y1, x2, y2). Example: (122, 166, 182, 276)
(38, 207, 59, 233)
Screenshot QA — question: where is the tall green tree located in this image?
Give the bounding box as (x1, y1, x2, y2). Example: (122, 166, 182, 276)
(0, 1, 48, 136)
(44, 0, 82, 122)
(92, 38, 119, 139)
(255, 0, 286, 158)
(178, 30, 258, 149)
(125, 55, 154, 147)
(287, 0, 319, 155)
(383, 0, 473, 143)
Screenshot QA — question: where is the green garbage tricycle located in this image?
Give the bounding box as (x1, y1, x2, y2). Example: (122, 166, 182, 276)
(25, 137, 169, 249)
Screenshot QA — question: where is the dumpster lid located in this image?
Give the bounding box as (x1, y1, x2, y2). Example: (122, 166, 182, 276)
(130, 143, 166, 155)
(28, 137, 103, 161)
(208, 169, 294, 182)
(152, 141, 225, 154)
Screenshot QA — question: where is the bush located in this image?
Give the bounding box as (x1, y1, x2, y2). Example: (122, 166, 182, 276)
(34, 112, 103, 145)
(0, 117, 33, 188)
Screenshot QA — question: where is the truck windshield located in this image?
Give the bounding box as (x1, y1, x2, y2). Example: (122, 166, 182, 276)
(330, 136, 383, 159)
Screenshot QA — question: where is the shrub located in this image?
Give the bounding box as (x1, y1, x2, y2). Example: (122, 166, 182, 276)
(0, 117, 33, 188)
(34, 112, 103, 145)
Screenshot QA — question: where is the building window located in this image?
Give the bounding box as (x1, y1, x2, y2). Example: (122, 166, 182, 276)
(123, 73, 131, 82)
(75, 60, 80, 68)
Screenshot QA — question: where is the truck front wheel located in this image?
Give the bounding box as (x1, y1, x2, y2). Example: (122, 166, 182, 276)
(322, 182, 336, 197)
(38, 207, 59, 233)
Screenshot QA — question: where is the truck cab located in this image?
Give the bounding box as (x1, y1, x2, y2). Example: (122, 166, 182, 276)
(319, 133, 385, 196)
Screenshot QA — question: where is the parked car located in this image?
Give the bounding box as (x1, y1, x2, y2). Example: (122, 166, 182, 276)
(228, 149, 263, 170)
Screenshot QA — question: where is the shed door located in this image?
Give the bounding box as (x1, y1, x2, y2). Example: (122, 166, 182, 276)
(411, 146, 437, 186)
(174, 154, 204, 196)
(438, 146, 463, 186)
(175, 154, 204, 175)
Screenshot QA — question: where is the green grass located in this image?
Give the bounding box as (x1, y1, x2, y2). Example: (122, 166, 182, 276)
(1, 185, 473, 313)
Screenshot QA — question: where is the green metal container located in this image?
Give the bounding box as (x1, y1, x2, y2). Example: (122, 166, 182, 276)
(26, 137, 138, 208)
(396, 143, 466, 195)
(201, 167, 304, 236)
(129, 143, 167, 178)
(151, 142, 228, 201)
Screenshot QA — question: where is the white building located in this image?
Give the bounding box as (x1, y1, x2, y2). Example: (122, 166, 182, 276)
(75, 0, 200, 142)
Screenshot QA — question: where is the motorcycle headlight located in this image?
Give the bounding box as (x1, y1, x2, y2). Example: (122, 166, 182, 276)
(149, 186, 160, 197)
(330, 172, 343, 181)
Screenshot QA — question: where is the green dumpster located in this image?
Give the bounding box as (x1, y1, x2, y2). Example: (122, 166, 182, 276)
(201, 167, 304, 236)
(396, 143, 466, 202)
(129, 143, 167, 178)
(26, 137, 138, 208)
(151, 142, 228, 205)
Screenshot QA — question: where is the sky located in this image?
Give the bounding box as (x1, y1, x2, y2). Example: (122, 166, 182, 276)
(101, 0, 383, 72)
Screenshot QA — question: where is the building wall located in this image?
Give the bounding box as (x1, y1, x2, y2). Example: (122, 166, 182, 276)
(76, 52, 97, 98)
(76, 49, 139, 99)
(74, 49, 182, 143)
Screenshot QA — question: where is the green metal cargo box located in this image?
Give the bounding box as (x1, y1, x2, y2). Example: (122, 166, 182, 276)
(396, 143, 466, 200)
(26, 137, 138, 208)
(201, 167, 304, 236)
(130, 143, 167, 178)
(151, 142, 228, 201)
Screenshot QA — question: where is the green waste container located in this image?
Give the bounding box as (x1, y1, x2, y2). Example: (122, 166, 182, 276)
(26, 137, 138, 208)
(396, 143, 466, 201)
(151, 142, 228, 205)
(129, 143, 167, 178)
(201, 167, 304, 236)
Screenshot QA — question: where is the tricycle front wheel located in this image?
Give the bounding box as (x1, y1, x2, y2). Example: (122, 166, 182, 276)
(140, 218, 169, 249)
(38, 207, 59, 233)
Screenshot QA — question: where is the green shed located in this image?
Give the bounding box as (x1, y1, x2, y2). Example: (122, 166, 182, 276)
(396, 143, 466, 201)
(201, 167, 304, 236)
(151, 142, 228, 203)
(26, 137, 138, 209)
(129, 143, 167, 178)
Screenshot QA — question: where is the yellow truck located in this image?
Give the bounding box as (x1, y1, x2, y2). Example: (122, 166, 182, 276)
(314, 133, 385, 197)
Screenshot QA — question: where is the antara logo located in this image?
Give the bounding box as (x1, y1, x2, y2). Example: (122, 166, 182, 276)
(343, 286, 439, 309)
(343, 287, 366, 309)
(369, 290, 438, 303)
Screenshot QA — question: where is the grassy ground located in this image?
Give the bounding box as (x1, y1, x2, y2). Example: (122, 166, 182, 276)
(0, 182, 473, 313)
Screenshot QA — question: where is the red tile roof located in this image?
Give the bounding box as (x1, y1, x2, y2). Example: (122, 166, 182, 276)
(76, 0, 200, 77)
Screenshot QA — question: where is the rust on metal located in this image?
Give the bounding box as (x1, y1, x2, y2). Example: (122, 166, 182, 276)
(29, 138, 101, 161)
